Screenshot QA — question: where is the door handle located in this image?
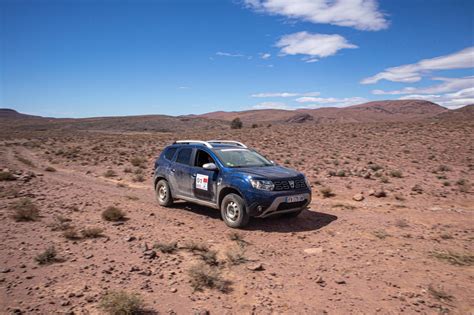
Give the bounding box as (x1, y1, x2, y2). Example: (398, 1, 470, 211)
(171, 168, 176, 173)
(191, 174, 196, 178)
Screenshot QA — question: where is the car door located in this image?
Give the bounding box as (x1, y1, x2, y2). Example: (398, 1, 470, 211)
(191, 149, 218, 202)
(169, 147, 194, 197)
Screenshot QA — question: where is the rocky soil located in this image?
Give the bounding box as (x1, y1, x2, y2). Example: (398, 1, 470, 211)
(1, 119, 473, 314)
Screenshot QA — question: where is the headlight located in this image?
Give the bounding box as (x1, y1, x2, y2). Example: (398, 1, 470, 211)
(304, 176, 311, 188)
(250, 179, 274, 191)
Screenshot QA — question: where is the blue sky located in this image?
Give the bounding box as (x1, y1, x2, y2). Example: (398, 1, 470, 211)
(1, 0, 473, 117)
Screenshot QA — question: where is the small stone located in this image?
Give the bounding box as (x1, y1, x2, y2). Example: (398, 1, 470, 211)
(304, 247, 323, 255)
(247, 263, 264, 271)
(170, 287, 177, 293)
(352, 193, 364, 201)
(125, 236, 136, 242)
(335, 279, 346, 284)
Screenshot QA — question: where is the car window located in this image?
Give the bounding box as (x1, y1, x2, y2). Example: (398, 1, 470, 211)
(164, 147, 177, 161)
(175, 148, 192, 165)
(195, 149, 215, 167)
(214, 148, 272, 168)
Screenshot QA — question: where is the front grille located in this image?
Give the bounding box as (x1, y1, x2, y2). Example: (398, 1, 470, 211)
(273, 178, 306, 191)
(276, 200, 307, 211)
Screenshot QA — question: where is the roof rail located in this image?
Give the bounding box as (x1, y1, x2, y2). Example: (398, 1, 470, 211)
(208, 140, 247, 148)
(174, 140, 213, 148)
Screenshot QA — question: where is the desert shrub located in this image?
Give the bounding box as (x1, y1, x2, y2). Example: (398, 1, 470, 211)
(188, 263, 231, 293)
(123, 167, 132, 173)
(81, 227, 104, 238)
(103, 170, 117, 178)
(335, 169, 346, 177)
(319, 186, 334, 198)
(197, 249, 219, 266)
(411, 184, 423, 194)
(49, 215, 72, 231)
(390, 169, 403, 178)
(63, 227, 81, 240)
(44, 166, 56, 172)
(225, 247, 248, 265)
(35, 246, 59, 265)
(102, 206, 126, 221)
(230, 117, 243, 129)
(394, 219, 409, 228)
(99, 291, 144, 315)
(153, 241, 178, 253)
(374, 190, 387, 198)
(430, 250, 474, 266)
(132, 174, 145, 182)
(130, 157, 146, 167)
(11, 198, 40, 222)
(228, 232, 249, 248)
(0, 170, 16, 181)
(380, 176, 389, 183)
(16, 155, 34, 167)
(373, 229, 390, 239)
(437, 165, 451, 172)
(368, 163, 383, 171)
(456, 179, 470, 192)
(428, 285, 453, 302)
(183, 241, 209, 253)
(251, 123, 258, 128)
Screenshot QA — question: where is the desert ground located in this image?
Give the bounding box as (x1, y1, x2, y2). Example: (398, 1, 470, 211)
(1, 115, 473, 314)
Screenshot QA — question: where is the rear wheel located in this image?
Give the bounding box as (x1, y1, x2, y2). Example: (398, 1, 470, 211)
(155, 179, 173, 207)
(221, 193, 249, 228)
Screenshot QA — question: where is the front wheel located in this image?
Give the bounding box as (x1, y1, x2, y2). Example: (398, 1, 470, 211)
(221, 193, 249, 228)
(155, 179, 173, 207)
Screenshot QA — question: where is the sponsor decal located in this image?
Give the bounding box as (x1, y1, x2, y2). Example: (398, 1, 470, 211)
(196, 174, 209, 190)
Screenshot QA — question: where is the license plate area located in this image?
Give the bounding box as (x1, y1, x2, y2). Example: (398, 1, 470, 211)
(285, 195, 306, 203)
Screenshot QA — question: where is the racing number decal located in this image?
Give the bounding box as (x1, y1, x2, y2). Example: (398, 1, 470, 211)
(196, 174, 209, 190)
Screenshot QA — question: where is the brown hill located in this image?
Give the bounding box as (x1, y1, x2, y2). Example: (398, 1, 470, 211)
(0, 108, 42, 119)
(432, 104, 474, 121)
(198, 100, 448, 124)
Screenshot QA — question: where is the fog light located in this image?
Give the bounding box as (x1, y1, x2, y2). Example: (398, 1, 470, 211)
(257, 205, 262, 212)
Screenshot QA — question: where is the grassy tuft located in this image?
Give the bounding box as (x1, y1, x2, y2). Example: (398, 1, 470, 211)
(11, 198, 40, 222)
(102, 206, 126, 222)
(188, 263, 231, 293)
(99, 290, 145, 315)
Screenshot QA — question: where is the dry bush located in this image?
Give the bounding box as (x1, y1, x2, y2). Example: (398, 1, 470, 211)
(11, 198, 40, 222)
(63, 227, 81, 240)
(394, 219, 409, 228)
(132, 174, 145, 182)
(0, 170, 16, 181)
(197, 249, 219, 266)
(102, 206, 126, 221)
(44, 166, 56, 172)
(103, 169, 117, 178)
(225, 247, 248, 265)
(319, 186, 334, 198)
(183, 241, 209, 253)
(99, 291, 144, 315)
(373, 229, 390, 239)
(130, 157, 146, 167)
(16, 155, 34, 167)
(81, 227, 104, 238)
(230, 117, 242, 129)
(430, 250, 474, 266)
(228, 232, 249, 248)
(35, 246, 59, 265)
(428, 285, 453, 302)
(153, 241, 178, 253)
(390, 169, 403, 178)
(188, 263, 231, 293)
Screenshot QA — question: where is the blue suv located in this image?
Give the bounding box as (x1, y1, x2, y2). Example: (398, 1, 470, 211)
(153, 140, 312, 228)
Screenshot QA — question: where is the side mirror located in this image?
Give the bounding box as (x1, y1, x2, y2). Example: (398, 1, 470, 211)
(203, 163, 218, 171)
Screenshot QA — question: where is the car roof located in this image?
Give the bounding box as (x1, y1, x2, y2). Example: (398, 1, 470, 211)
(167, 143, 248, 150)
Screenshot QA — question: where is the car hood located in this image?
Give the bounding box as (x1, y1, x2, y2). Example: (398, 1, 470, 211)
(233, 165, 301, 179)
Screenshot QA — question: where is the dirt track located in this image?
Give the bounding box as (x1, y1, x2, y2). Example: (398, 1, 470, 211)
(1, 121, 473, 314)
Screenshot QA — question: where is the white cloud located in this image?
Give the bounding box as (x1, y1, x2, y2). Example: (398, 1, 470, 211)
(244, 0, 388, 31)
(362, 47, 474, 84)
(260, 53, 271, 59)
(296, 96, 368, 107)
(399, 87, 474, 109)
(372, 76, 474, 95)
(251, 91, 320, 98)
(276, 32, 357, 61)
(252, 101, 290, 109)
(216, 51, 247, 58)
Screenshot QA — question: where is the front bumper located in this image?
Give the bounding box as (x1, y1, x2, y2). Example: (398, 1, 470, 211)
(245, 189, 312, 217)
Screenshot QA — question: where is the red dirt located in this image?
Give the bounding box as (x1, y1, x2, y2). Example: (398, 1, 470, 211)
(0, 111, 473, 314)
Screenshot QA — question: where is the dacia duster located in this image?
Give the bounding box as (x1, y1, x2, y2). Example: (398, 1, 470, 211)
(154, 140, 311, 228)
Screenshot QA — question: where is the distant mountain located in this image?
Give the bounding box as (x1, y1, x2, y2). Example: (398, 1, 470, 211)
(198, 100, 448, 124)
(0, 108, 43, 119)
(432, 104, 474, 121)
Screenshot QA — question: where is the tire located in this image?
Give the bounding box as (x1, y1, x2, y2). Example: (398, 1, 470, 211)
(221, 193, 249, 228)
(283, 209, 304, 218)
(155, 179, 173, 207)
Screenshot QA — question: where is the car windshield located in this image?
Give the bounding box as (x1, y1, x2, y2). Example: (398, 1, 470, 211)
(214, 148, 273, 168)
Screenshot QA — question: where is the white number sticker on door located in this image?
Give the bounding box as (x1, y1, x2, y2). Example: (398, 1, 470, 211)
(196, 174, 209, 190)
